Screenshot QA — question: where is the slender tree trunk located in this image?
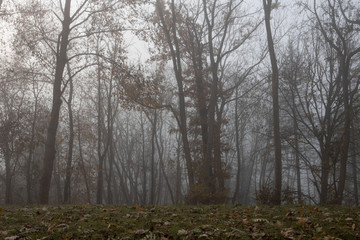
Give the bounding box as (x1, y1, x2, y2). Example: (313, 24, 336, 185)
(77, 114, 91, 203)
(292, 103, 302, 203)
(96, 55, 104, 204)
(263, 0, 282, 205)
(337, 57, 351, 205)
(156, 0, 195, 194)
(26, 93, 38, 204)
(4, 148, 12, 204)
(63, 62, 74, 204)
(352, 144, 358, 206)
(214, 104, 226, 193)
(140, 113, 147, 205)
(39, 0, 71, 204)
(233, 88, 242, 204)
(153, 112, 175, 204)
(150, 110, 157, 205)
(106, 72, 116, 205)
(175, 135, 182, 203)
(320, 144, 330, 204)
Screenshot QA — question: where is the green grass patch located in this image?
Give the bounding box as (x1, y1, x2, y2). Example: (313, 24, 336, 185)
(0, 204, 359, 239)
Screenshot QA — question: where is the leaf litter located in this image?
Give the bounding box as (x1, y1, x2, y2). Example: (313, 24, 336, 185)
(0, 205, 359, 239)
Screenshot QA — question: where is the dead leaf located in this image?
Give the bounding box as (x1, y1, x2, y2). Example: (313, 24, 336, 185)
(134, 229, 148, 235)
(281, 228, 296, 239)
(252, 218, 269, 223)
(177, 229, 188, 236)
(242, 218, 251, 225)
(4, 236, 19, 240)
(199, 233, 209, 239)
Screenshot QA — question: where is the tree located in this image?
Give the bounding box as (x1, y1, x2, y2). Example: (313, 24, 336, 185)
(14, 0, 136, 204)
(263, 0, 282, 205)
(306, 0, 360, 204)
(38, 0, 72, 204)
(153, 0, 261, 203)
(63, 61, 74, 204)
(155, 0, 196, 196)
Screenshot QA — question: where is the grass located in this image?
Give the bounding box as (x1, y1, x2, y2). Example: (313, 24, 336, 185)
(0, 204, 359, 239)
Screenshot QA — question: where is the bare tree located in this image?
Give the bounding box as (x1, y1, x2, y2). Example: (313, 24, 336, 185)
(263, 0, 282, 205)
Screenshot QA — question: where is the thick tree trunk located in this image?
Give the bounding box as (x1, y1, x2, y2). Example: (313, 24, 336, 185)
(263, 0, 282, 205)
(39, 0, 71, 204)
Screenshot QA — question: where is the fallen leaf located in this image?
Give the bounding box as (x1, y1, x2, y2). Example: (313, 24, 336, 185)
(5, 236, 19, 240)
(199, 233, 209, 239)
(134, 229, 148, 235)
(252, 218, 269, 223)
(281, 228, 296, 239)
(177, 229, 188, 236)
(242, 218, 251, 225)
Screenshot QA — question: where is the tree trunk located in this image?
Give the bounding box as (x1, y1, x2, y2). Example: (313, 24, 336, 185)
(77, 113, 91, 203)
(150, 110, 157, 205)
(96, 55, 104, 204)
(175, 135, 182, 203)
(26, 93, 38, 204)
(233, 88, 242, 204)
(63, 62, 74, 204)
(39, 0, 71, 204)
(320, 145, 330, 204)
(140, 113, 147, 205)
(263, 0, 282, 205)
(292, 95, 302, 203)
(352, 144, 358, 206)
(4, 145, 12, 204)
(215, 103, 226, 191)
(336, 56, 351, 205)
(156, 0, 195, 193)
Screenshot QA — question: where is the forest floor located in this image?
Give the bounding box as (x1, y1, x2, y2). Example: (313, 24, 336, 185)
(0, 204, 359, 239)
